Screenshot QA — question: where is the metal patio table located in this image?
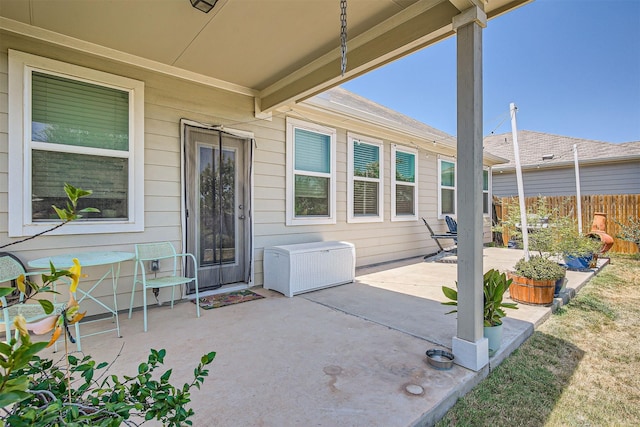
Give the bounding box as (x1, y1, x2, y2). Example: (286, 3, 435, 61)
(28, 251, 134, 351)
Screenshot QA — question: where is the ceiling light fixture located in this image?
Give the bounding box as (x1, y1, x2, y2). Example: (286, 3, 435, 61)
(190, 0, 217, 13)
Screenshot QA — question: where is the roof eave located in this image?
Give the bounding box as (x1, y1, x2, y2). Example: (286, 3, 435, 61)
(296, 96, 509, 165)
(492, 155, 640, 172)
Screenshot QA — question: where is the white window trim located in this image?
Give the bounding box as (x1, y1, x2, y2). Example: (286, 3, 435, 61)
(391, 145, 418, 222)
(437, 157, 457, 219)
(347, 133, 384, 223)
(483, 167, 492, 217)
(285, 117, 336, 226)
(8, 50, 145, 236)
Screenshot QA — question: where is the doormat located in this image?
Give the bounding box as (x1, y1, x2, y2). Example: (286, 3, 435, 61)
(195, 289, 265, 310)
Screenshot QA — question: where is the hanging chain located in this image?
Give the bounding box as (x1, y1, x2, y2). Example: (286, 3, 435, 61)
(340, 0, 348, 76)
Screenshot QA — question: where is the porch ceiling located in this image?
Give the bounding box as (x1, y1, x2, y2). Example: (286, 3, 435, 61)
(0, 0, 530, 112)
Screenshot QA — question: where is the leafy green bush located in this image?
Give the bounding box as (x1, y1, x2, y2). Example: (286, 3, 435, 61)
(514, 256, 566, 281)
(616, 216, 640, 246)
(495, 196, 603, 258)
(494, 197, 557, 255)
(554, 224, 603, 258)
(1, 185, 216, 425)
(2, 343, 215, 426)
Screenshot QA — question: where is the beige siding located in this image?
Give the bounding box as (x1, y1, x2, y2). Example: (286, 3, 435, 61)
(0, 39, 267, 314)
(251, 128, 453, 277)
(1, 39, 492, 317)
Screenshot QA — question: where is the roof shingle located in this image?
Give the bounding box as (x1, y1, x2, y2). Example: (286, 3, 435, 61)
(483, 130, 640, 169)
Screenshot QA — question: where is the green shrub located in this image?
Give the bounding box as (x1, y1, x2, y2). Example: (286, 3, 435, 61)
(2, 345, 215, 426)
(0, 185, 216, 425)
(616, 216, 640, 246)
(514, 256, 566, 281)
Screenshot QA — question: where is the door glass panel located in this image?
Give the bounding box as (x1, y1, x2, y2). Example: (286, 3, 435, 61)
(199, 146, 236, 266)
(186, 126, 247, 292)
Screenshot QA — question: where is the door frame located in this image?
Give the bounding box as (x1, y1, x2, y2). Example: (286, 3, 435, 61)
(180, 119, 254, 296)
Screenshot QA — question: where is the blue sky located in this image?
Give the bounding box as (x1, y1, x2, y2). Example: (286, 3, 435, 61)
(342, 0, 640, 143)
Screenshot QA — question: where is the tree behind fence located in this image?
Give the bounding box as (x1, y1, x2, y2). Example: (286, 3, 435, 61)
(495, 194, 640, 254)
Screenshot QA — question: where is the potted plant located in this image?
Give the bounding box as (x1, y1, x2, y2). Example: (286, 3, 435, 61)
(509, 255, 567, 305)
(442, 269, 518, 356)
(553, 220, 603, 270)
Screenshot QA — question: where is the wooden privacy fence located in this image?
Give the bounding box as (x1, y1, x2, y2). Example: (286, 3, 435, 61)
(495, 194, 640, 254)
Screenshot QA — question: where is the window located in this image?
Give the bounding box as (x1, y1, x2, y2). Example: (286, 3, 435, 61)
(438, 158, 456, 218)
(437, 159, 491, 218)
(483, 168, 491, 216)
(391, 145, 418, 221)
(286, 118, 336, 225)
(347, 133, 383, 223)
(8, 50, 144, 236)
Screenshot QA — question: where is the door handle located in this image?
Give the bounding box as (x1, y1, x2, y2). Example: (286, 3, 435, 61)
(239, 215, 246, 220)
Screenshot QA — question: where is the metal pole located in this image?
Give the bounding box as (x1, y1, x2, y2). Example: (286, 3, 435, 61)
(510, 103, 529, 261)
(573, 144, 583, 234)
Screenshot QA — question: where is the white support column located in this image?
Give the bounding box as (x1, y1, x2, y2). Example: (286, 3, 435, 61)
(451, 5, 488, 372)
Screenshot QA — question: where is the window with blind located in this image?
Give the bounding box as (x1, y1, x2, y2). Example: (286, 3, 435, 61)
(8, 51, 145, 236)
(348, 133, 383, 223)
(391, 145, 418, 221)
(286, 118, 336, 225)
(31, 72, 130, 221)
(439, 159, 456, 217)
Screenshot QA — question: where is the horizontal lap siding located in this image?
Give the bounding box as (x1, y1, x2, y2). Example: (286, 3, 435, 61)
(0, 41, 267, 313)
(1, 40, 491, 314)
(493, 162, 640, 198)
(252, 134, 460, 278)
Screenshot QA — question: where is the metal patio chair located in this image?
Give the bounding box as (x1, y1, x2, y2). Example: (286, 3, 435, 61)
(422, 218, 457, 257)
(128, 242, 200, 332)
(0, 254, 65, 345)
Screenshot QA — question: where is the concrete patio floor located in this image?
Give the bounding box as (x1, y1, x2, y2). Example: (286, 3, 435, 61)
(40, 247, 606, 426)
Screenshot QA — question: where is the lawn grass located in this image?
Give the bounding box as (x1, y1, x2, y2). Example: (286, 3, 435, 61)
(436, 254, 640, 427)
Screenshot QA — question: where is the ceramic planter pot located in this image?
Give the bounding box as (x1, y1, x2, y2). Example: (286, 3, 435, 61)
(564, 254, 593, 270)
(484, 324, 503, 357)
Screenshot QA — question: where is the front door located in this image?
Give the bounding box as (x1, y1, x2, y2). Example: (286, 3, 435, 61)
(185, 125, 249, 292)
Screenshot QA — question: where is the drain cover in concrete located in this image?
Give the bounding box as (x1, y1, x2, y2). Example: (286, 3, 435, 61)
(405, 384, 424, 395)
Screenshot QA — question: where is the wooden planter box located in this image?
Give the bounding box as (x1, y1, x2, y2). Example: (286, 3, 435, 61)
(507, 272, 556, 306)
